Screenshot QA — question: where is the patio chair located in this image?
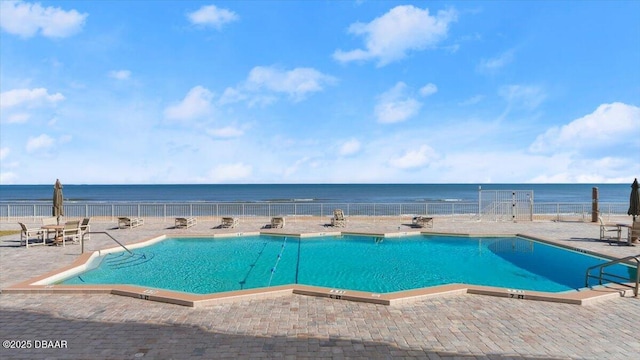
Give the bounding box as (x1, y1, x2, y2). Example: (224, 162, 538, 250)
(80, 217, 91, 241)
(412, 216, 434, 228)
(42, 217, 57, 226)
(270, 217, 285, 228)
(220, 217, 239, 228)
(18, 222, 45, 248)
(628, 221, 640, 244)
(41, 217, 58, 239)
(331, 209, 346, 227)
(599, 217, 621, 242)
(57, 220, 81, 246)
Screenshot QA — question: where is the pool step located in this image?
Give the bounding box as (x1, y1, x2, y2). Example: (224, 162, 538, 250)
(104, 252, 154, 269)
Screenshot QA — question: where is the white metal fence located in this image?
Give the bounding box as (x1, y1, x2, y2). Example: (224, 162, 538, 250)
(0, 201, 628, 222)
(479, 190, 534, 221)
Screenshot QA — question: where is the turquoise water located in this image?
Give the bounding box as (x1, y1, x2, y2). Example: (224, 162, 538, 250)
(62, 235, 636, 294)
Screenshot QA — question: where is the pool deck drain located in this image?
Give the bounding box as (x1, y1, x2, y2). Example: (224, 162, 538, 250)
(1, 217, 639, 359)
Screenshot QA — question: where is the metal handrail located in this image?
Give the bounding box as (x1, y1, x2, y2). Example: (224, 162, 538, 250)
(585, 254, 640, 297)
(81, 231, 132, 255)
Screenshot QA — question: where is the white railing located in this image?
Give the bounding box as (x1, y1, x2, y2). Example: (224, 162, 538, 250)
(0, 201, 629, 222)
(479, 190, 534, 221)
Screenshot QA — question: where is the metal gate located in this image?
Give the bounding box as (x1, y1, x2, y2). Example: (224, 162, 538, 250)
(479, 189, 533, 222)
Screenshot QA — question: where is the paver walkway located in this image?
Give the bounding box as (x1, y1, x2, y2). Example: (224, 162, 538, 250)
(1, 217, 639, 359)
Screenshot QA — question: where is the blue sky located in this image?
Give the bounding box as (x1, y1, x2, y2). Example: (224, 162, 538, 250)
(1, 0, 639, 185)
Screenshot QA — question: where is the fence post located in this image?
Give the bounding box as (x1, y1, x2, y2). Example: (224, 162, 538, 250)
(512, 191, 516, 222)
(478, 186, 482, 221)
(591, 187, 599, 222)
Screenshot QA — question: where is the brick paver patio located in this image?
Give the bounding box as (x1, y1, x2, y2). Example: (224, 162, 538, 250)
(1, 217, 639, 359)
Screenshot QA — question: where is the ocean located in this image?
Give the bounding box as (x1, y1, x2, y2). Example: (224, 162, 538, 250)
(0, 183, 632, 204)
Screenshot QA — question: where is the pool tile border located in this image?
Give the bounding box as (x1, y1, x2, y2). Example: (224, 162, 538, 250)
(3, 231, 636, 307)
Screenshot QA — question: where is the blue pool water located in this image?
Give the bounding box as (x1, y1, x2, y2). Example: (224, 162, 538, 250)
(61, 235, 636, 294)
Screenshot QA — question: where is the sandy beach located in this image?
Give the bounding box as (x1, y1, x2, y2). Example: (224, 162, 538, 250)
(1, 216, 639, 359)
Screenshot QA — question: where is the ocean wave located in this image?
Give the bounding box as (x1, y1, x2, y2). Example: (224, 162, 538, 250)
(263, 198, 316, 203)
(413, 198, 465, 202)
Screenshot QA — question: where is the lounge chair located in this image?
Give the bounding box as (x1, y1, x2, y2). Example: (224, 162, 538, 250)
(220, 217, 239, 228)
(118, 217, 144, 229)
(412, 216, 434, 228)
(175, 217, 197, 228)
(18, 222, 46, 248)
(270, 217, 285, 228)
(599, 217, 621, 242)
(331, 209, 346, 227)
(56, 220, 81, 246)
(80, 217, 91, 241)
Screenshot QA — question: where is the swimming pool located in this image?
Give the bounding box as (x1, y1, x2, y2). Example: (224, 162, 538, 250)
(61, 234, 636, 295)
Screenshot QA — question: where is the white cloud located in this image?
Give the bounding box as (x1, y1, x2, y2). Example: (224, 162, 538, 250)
(6, 113, 31, 123)
(59, 134, 72, 144)
(389, 145, 438, 169)
(458, 94, 484, 106)
(109, 70, 131, 80)
(374, 82, 422, 123)
(339, 139, 361, 156)
(220, 66, 336, 106)
(164, 86, 213, 121)
(206, 126, 244, 138)
(478, 50, 514, 73)
(530, 102, 640, 153)
(206, 163, 252, 182)
(0, 0, 87, 38)
(333, 5, 457, 66)
(246, 66, 337, 102)
(0, 147, 9, 160)
(499, 85, 546, 109)
(26, 134, 54, 153)
(0, 88, 64, 109)
(419, 83, 438, 97)
(187, 5, 238, 29)
(218, 87, 247, 105)
(0, 171, 18, 184)
(283, 157, 312, 178)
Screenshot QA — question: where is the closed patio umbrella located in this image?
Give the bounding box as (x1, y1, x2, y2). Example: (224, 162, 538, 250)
(628, 178, 640, 222)
(53, 179, 64, 225)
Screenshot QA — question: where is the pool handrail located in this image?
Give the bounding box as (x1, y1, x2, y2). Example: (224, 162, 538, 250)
(585, 254, 640, 297)
(81, 231, 133, 255)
